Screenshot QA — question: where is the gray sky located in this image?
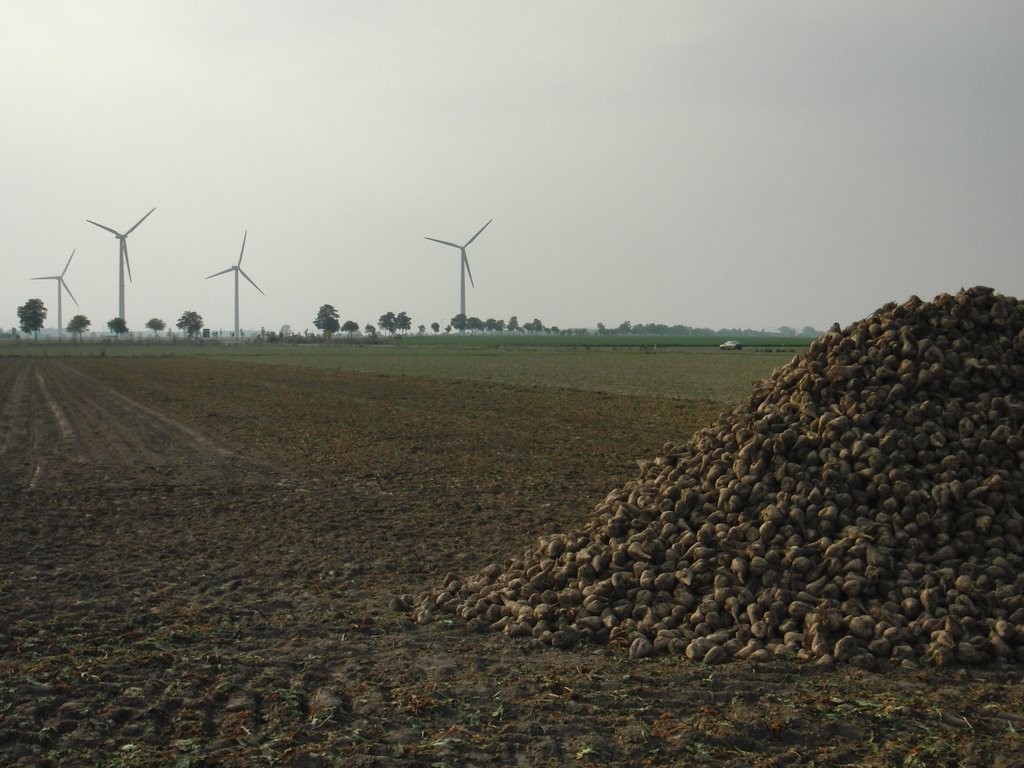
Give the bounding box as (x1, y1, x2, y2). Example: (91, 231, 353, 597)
(3, 2, 1022, 336)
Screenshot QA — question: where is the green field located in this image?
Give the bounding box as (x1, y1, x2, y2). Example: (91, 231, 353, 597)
(0, 338, 803, 404)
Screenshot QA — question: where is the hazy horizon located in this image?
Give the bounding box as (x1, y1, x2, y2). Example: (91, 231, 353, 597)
(4, 3, 1021, 336)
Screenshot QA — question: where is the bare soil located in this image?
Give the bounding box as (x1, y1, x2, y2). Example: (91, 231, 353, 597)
(1, 356, 1022, 767)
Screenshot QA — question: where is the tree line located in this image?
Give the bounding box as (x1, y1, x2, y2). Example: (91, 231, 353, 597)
(13, 298, 209, 341)
(309, 304, 559, 339)
(12, 297, 823, 342)
(597, 321, 822, 337)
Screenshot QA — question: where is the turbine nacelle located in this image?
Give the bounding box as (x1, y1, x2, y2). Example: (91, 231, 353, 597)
(424, 219, 491, 315)
(206, 230, 265, 340)
(31, 249, 79, 336)
(205, 264, 265, 295)
(30, 275, 79, 307)
(86, 207, 155, 320)
(32, 248, 78, 303)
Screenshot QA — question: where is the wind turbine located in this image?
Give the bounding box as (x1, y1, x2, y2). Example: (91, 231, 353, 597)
(86, 207, 156, 321)
(424, 219, 492, 318)
(32, 249, 78, 339)
(206, 230, 264, 340)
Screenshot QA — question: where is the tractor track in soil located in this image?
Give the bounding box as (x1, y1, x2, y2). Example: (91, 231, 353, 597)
(0, 359, 247, 491)
(0, 355, 1021, 767)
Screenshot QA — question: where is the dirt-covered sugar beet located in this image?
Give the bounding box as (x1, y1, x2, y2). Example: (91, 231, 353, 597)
(415, 286, 1024, 667)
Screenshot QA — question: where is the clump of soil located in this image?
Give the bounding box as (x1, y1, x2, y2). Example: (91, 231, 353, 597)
(417, 286, 1024, 668)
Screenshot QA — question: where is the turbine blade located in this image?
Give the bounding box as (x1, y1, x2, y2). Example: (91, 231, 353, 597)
(424, 236, 461, 248)
(206, 266, 235, 279)
(61, 279, 79, 307)
(125, 207, 156, 236)
(62, 248, 76, 277)
(122, 240, 133, 282)
(464, 252, 475, 288)
(237, 230, 247, 266)
(31, 276, 56, 281)
(239, 267, 265, 295)
(86, 219, 121, 236)
(464, 218, 492, 247)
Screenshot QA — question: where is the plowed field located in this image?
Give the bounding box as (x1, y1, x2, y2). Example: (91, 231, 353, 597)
(1, 356, 1021, 767)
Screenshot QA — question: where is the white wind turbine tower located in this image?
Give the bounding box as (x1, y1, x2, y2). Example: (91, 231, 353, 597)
(86, 207, 156, 322)
(206, 230, 264, 340)
(32, 249, 78, 339)
(424, 219, 492, 318)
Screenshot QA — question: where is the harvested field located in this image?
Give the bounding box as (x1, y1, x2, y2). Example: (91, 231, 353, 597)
(1, 354, 1022, 766)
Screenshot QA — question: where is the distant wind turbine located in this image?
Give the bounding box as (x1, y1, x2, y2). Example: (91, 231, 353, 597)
(86, 207, 156, 321)
(32, 249, 78, 339)
(424, 219, 492, 318)
(206, 230, 264, 340)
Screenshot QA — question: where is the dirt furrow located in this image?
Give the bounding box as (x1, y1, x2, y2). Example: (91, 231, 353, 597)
(0, 360, 33, 462)
(0, 360, 64, 487)
(33, 368, 76, 444)
(7, 360, 255, 490)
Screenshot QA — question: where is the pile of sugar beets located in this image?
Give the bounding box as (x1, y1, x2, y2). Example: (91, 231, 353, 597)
(413, 287, 1024, 667)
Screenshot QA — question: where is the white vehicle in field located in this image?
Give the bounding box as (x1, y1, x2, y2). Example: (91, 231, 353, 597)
(719, 340, 743, 350)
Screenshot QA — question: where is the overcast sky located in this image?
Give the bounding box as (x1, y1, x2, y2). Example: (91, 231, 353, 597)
(3, 2, 1022, 336)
